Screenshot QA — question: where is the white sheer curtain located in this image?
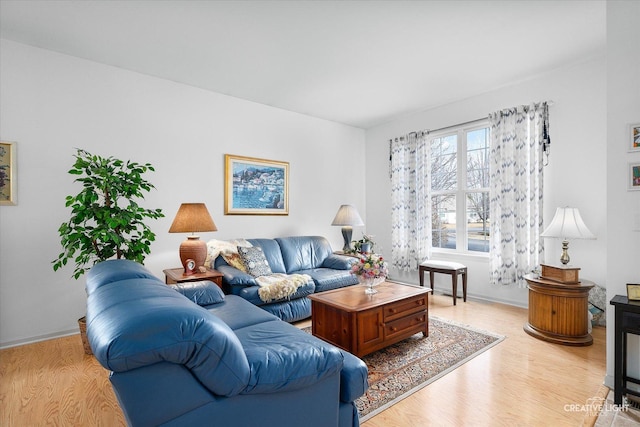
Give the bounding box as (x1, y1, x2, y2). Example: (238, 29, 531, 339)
(390, 132, 431, 271)
(489, 102, 548, 286)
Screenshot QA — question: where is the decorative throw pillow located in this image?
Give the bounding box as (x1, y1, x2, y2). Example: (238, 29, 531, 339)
(205, 238, 252, 272)
(237, 246, 272, 277)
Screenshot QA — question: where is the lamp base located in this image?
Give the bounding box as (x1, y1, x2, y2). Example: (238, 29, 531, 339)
(179, 235, 207, 274)
(560, 239, 570, 265)
(341, 226, 353, 252)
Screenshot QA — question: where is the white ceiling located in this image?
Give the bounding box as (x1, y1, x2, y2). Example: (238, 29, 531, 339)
(0, 0, 606, 129)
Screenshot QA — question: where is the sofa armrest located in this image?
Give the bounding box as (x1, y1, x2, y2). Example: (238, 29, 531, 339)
(217, 265, 257, 286)
(322, 254, 357, 270)
(339, 350, 369, 402)
(171, 280, 225, 306)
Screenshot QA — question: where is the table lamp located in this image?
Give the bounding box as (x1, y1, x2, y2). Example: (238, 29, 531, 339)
(169, 203, 217, 274)
(331, 204, 364, 252)
(541, 207, 595, 265)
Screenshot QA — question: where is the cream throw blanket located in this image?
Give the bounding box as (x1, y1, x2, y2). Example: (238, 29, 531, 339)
(255, 273, 311, 303)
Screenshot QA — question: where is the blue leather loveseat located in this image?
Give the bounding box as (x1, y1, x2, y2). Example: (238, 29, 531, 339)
(86, 259, 368, 427)
(214, 236, 359, 322)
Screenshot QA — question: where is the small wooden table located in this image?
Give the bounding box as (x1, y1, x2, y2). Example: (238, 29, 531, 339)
(308, 282, 430, 357)
(523, 273, 594, 346)
(610, 295, 640, 405)
(163, 267, 223, 288)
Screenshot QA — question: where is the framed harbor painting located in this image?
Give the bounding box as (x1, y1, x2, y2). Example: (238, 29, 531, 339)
(224, 154, 289, 215)
(0, 141, 16, 205)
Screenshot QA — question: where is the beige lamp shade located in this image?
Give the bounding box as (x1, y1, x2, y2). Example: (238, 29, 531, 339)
(169, 203, 217, 273)
(541, 207, 595, 265)
(331, 204, 364, 252)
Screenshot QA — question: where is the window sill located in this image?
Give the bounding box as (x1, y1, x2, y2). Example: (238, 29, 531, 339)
(430, 248, 489, 263)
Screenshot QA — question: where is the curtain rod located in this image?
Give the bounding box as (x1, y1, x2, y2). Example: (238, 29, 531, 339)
(415, 117, 487, 136)
(408, 100, 554, 137)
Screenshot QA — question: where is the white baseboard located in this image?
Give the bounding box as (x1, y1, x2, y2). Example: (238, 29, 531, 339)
(0, 328, 79, 350)
(385, 279, 528, 309)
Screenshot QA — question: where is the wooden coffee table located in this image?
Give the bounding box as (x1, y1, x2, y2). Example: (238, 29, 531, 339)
(308, 281, 430, 357)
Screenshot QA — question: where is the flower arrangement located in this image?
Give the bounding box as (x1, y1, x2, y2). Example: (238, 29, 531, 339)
(351, 253, 389, 280)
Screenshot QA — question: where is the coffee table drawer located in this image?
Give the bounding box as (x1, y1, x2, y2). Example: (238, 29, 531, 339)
(384, 295, 428, 322)
(384, 310, 427, 340)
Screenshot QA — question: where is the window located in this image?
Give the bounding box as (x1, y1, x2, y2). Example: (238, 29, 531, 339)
(430, 122, 490, 253)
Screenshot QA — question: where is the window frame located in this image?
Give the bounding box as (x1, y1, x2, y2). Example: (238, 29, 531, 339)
(429, 120, 490, 256)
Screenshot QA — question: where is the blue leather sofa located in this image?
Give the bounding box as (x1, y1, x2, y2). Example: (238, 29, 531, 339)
(215, 236, 359, 322)
(86, 259, 368, 427)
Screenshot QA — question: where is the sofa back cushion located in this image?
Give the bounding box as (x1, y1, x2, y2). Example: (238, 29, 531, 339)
(275, 236, 333, 273)
(247, 238, 287, 273)
(86, 260, 250, 397)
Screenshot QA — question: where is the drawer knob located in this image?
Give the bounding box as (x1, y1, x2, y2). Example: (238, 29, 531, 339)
(391, 327, 397, 332)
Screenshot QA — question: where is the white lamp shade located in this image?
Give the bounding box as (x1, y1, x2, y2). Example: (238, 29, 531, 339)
(331, 204, 364, 226)
(541, 207, 595, 240)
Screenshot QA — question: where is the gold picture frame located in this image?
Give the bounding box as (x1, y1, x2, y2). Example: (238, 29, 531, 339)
(0, 141, 16, 206)
(627, 284, 640, 301)
(224, 154, 289, 215)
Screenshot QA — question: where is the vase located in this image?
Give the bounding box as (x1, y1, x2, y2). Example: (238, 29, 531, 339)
(360, 276, 385, 294)
(360, 243, 371, 254)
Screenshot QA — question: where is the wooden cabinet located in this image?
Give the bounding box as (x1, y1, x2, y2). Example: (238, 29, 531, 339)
(523, 273, 594, 346)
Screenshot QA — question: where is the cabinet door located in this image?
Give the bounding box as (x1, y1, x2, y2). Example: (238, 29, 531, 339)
(528, 289, 554, 333)
(552, 295, 589, 336)
(356, 309, 384, 356)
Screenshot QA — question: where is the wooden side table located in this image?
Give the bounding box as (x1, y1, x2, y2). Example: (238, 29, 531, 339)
(523, 273, 594, 346)
(163, 267, 223, 288)
(610, 295, 640, 405)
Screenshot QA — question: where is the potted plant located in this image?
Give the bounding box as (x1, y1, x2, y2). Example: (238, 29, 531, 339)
(52, 148, 164, 353)
(352, 234, 376, 254)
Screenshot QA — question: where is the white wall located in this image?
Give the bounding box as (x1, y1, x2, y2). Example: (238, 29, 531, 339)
(365, 56, 607, 307)
(0, 40, 366, 347)
(605, 0, 640, 389)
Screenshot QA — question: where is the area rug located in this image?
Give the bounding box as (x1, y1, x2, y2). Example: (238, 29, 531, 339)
(305, 317, 504, 422)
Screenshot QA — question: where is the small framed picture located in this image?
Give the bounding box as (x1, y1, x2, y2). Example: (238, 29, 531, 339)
(0, 141, 16, 206)
(629, 162, 640, 191)
(627, 284, 640, 301)
(630, 123, 640, 152)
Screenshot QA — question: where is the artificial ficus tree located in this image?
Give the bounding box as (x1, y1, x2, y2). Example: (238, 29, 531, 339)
(52, 148, 164, 279)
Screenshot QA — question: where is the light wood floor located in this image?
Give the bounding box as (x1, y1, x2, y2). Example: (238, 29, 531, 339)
(0, 293, 606, 426)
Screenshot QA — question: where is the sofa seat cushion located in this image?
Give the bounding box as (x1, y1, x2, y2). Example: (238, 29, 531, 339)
(260, 297, 311, 323)
(233, 321, 343, 394)
(205, 295, 281, 330)
(297, 268, 360, 293)
(230, 281, 315, 306)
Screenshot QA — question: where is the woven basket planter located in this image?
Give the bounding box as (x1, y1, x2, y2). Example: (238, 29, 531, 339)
(78, 316, 93, 355)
